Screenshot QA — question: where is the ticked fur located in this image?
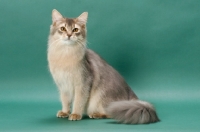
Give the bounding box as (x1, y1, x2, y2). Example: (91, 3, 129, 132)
(48, 9, 160, 124)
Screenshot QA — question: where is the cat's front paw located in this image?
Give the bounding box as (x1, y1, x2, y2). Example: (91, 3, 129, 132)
(56, 110, 70, 118)
(68, 114, 82, 121)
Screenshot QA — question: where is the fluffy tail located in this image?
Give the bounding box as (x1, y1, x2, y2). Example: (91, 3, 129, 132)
(106, 100, 160, 124)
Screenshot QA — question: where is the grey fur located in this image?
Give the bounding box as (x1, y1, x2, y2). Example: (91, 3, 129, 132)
(106, 100, 160, 124)
(85, 49, 159, 124)
(85, 49, 138, 105)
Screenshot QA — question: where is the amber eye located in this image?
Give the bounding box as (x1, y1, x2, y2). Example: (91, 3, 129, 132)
(72, 28, 79, 32)
(60, 27, 66, 31)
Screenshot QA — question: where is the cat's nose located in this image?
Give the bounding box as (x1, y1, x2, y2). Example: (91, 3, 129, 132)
(67, 34, 72, 38)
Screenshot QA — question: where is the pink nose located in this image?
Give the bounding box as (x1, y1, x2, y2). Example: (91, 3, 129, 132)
(67, 34, 72, 38)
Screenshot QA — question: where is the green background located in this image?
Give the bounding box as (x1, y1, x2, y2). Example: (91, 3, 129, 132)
(1, 0, 200, 131)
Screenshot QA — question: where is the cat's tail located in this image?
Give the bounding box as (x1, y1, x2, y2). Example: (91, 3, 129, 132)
(106, 100, 160, 124)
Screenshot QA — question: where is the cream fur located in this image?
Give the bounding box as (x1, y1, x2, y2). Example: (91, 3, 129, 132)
(48, 38, 87, 118)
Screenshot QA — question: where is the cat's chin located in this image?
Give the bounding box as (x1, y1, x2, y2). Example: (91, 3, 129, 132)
(62, 40, 76, 45)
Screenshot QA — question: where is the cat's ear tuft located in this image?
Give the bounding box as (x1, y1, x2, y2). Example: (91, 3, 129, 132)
(77, 12, 88, 25)
(52, 9, 63, 23)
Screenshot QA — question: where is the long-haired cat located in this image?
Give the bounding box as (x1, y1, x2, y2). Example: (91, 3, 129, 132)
(48, 9, 159, 124)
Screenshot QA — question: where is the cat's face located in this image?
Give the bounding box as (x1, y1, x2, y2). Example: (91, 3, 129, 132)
(50, 9, 88, 45)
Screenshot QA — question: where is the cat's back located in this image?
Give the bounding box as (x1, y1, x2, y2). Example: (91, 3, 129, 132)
(85, 49, 114, 74)
(85, 49, 106, 67)
(85, 49, 138, 100)
(85, 48, 127, 84)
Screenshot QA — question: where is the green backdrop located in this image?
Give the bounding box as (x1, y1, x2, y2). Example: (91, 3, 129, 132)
(1, 0, 200, 131)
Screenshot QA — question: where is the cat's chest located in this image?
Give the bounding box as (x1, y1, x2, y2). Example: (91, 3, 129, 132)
(51, 68, 83, 93)
(48, 44, 85, 92)
(48, 56, 83, 85)
(48, 52, 79, 70)
(48, 43, 85, 69)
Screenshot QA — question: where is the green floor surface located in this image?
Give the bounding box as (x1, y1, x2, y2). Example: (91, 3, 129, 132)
(1, 100, 200, 132)
(1, 78, 200, 132)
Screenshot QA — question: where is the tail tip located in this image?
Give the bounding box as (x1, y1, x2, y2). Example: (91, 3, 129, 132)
(106, 100, 160, 124)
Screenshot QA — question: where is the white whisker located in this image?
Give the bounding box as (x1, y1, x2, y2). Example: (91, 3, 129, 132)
(76, 39, 86, 48)
(50, 38, 62, 45)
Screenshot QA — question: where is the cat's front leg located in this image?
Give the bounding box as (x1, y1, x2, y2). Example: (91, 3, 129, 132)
(68, 85, 89, 121)
(57, 92, 71, 118)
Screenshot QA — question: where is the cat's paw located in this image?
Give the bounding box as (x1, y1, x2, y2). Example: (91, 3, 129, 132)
(89, 113, 109, 119)
(68, 114, 82, 121)
(56, 110, 70, 118)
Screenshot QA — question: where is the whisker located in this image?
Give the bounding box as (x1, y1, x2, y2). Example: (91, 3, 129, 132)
(49, 38, 62, 45)
(76, 40, 86, 48)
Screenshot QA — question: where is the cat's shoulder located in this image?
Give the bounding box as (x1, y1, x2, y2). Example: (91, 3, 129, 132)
(85, 49, 104, 64)
(86, 49, 96, 54)
(86, 49, 99, 59)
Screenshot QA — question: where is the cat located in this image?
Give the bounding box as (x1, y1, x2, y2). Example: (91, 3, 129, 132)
(48, 9, 160, 124)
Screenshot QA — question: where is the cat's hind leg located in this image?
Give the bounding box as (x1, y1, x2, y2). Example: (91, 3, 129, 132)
(89, 113, 109, 119)
(87, 94, 109, 119)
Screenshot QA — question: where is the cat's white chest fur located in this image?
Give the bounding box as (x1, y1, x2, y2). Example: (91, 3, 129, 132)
(49, 65, 84, 103)
(52, 69, 74, 93)
(48, 43, 84, 97)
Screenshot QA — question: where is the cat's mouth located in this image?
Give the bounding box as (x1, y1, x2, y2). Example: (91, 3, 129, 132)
(62, 39, 75, 45)
(63, 37, 75, 41)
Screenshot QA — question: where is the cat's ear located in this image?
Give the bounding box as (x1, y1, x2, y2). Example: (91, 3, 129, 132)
(77, 12, 88, 25)
(52, 9, 63, 23)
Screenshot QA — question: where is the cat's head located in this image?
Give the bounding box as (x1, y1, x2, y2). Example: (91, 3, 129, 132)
(49, 9, 88, 45)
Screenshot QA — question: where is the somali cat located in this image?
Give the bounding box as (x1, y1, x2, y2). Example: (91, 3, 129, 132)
(48, 9, 159, 124)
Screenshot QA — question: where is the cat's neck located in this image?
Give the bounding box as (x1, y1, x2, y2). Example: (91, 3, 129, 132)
(48, 39, 86, 69)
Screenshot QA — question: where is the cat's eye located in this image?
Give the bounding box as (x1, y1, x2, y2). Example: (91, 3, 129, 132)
(60, 27, 66, 31)
(72, 28, 79, 32)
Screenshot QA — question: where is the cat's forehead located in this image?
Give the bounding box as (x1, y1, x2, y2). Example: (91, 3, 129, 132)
(57, 18, 81, 28)
(65, 18, 75, 26)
